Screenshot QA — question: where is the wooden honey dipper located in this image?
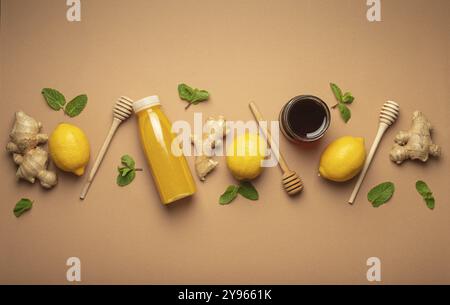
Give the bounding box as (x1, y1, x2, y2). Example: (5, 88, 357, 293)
(249, 102, 303, 195)
(80, 96, 134, 200)
(348, 100, 400, 204)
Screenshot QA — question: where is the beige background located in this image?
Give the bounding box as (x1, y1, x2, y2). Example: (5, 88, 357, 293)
(1, 0, 449, 284)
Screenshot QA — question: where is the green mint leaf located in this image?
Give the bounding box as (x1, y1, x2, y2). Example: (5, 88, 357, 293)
(415, 180, 431, 197)
(219, 185, 239, 205)
(330, 83, 343, 102)
(117, 170, 136, 187)
(238, 181, 259, 201)
(121, 155, 135, 169)
(368, 182, 395, 207)
(64, 94, 88, 117)
(119, 167, 132, 177)
(416, 180, 435, 210)
(425, 197, 435, 210)
(190, 89, 210, 104)
(14, 198, 33, 218)
(342, 92, 354, 104)
(178, 83, 195, 101)
(42, 88, 66, 111)
(338, 103, 351, 123)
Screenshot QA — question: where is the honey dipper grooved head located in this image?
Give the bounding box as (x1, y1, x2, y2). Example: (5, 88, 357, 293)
(379, 100, 400, 126)
(282, 171, 303, 195)
(113, 96, 134, 121)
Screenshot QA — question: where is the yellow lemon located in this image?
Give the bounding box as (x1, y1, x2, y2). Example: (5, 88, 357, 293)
(49, 123, 90, 176)
(319, 136, 366, 182)
(226, 133, 266, 181)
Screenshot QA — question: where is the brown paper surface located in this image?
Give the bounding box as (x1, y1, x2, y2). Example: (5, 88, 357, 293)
(1, 0, 449, 284)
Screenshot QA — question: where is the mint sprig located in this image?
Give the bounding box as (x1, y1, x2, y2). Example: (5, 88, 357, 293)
(416, 180, 435, 210)
(330, 83, 355, 123)
(41, 88, 88, 117)
(178, 83, 210, 110)
(116, 155, 142, 187)
(219, 182, 259, 205)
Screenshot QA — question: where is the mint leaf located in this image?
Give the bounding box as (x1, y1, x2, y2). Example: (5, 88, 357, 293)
(238, 181, 259, 201)
(330, 83, 343, 102)
(121, 155, 135, 169)
(64, 94, 88, 117)
(219, 185, 239, 205)
(119, 167, 132, 177)
(191, 90, 209, 104)
(342, 92, 354, 104)
(424, 197, 435, 210)
(117, 170, 136, 187)
(416, 180, 432, 197)
(178, 83, 195, 101)
(368, 182, 395, 207)
(416, 180, 435, 210)
(42, 88, 66, 111)
(338, 103, 351, 123)
(14, 198, 33, 218)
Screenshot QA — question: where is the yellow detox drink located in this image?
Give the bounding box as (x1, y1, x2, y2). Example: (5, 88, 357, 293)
(133, 96, 196, 204)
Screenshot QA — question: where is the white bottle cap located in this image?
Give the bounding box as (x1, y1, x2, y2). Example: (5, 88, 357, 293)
(133, 95, 161, 113)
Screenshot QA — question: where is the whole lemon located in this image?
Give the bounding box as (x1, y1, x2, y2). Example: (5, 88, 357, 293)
(226, 133, 266, 181)
(319, 136, 366, 182)
(49, 123, 90, 176)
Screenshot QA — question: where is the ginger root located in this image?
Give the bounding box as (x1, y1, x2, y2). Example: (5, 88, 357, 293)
(191, 116, 229, 181)
(6, 111, 57, 188)
(390, 111, 441, 164)
(194, 155, 219, 182)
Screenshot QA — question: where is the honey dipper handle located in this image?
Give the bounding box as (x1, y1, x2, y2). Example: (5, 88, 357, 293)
(249, 102, 290, 173)
(80, 118, 121, 200)
(348, 123, 388, 204)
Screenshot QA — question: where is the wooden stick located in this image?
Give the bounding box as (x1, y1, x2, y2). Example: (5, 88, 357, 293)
(348, 101, 400, 204)
(80, 119, 121, 200)
(348, 124, 388, 204)
(249, 102, 303, 195)
(80, 96, 134, 200)
(249, 102, 290, 173)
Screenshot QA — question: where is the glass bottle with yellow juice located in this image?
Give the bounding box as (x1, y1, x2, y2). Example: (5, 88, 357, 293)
(133, 96, 196, 204)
